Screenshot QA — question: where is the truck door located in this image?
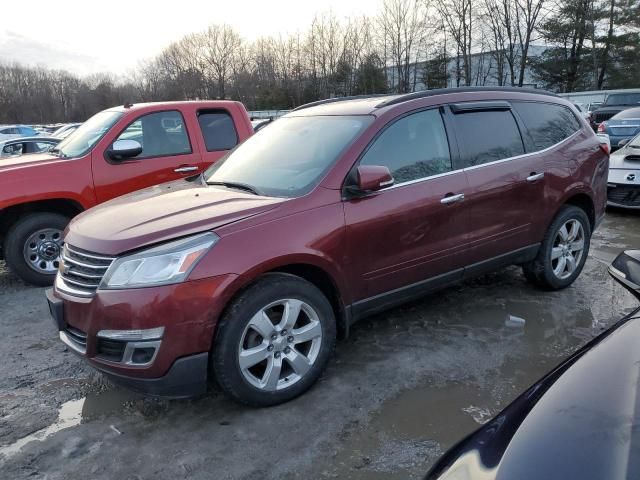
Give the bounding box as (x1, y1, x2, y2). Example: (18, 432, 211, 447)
(91, 110, 203, 203)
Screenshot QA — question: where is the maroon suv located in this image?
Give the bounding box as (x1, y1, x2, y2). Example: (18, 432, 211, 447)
(46, 88, 609, 406)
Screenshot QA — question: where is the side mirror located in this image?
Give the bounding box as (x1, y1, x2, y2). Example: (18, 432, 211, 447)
(108, 139, 142, 160)
(355, 165, 394, 192)
(619, 138, 631, 148)
(609, 250, 640, 300)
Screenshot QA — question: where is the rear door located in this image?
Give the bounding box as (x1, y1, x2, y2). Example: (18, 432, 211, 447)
(344, 107, 470, 305)
(92, 110, 202, 202)
(449, 101, 544, 268)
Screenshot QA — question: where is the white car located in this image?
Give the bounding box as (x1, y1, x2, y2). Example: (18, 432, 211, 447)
(607, 133, 640, 208)
(0, 125, 40, 141)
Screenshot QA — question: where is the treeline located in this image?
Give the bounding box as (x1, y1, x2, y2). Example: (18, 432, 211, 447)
(1, 0, 639, 124)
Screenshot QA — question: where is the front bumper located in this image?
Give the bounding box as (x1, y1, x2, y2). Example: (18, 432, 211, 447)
(46, 273, 238, 398)
(607, 181, 640, 209)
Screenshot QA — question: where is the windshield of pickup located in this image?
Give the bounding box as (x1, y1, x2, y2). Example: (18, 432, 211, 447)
(605, 93, 640, 106)
(204, 115, 373, 197)
(55, 110, 123, 158)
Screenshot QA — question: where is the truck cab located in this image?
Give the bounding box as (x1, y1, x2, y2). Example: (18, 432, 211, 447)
(0, 101, 253, 286)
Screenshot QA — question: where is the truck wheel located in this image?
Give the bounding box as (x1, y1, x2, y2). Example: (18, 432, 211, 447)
(212, 273, 336, 407)
(4, 212, 70, 286)
(522, 205, 591, 290)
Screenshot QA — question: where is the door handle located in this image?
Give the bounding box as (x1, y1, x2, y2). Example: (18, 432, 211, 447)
(440, 193, 465, 205)
(174, 165, 198, 174)
(526, 172, 545, 182)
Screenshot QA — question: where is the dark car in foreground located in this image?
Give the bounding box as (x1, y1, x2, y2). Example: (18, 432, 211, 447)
(47, 87, 608, 406)
(591, 91, 640, 130)
(598, 106, 640, 150)
(426, 249, 640, 480)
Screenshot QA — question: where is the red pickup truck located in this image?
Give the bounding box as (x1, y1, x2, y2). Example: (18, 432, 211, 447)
(0, 101, 253, 286)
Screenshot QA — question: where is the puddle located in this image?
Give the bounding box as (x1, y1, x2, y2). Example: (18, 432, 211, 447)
(0, 398, 84, 460)
(0, 387, 142, 461)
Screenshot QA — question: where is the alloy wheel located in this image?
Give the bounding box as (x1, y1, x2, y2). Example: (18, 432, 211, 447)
(551, 219, 585, 280)
(238, 299, 323, 391)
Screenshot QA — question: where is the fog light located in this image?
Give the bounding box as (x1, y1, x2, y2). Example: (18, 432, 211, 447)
(131, 347, 156, 364)
(97, 327, 164, 341)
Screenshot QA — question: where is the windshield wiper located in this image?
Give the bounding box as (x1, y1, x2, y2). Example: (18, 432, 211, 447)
(206, 180, 261, 195)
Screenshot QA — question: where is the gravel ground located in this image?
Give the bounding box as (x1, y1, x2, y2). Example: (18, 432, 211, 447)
(0, 210, 638, 479)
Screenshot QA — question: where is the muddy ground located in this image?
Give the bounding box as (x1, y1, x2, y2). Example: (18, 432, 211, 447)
(1, 210, 639, 479)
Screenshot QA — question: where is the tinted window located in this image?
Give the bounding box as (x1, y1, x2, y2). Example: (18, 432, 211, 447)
(360, 109, 451, 183)
(2, 143, 23, 155)
(198, 111, 238, 151)
(114, 111, 191, 159)
(454, 110, 524, 167)
(513, 102, 581, 150)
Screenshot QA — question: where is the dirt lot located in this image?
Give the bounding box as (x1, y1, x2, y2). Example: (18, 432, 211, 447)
(1, 210, 639, 479)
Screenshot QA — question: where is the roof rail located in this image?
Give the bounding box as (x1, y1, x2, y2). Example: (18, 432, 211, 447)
(375, 86, 558, 108)
(291, 94, 393, 112)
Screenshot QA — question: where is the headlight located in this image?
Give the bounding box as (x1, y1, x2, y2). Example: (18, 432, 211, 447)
(100, 232, 218, 289)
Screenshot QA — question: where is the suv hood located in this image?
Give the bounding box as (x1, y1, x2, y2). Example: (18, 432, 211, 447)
(66, 179, 287, 255)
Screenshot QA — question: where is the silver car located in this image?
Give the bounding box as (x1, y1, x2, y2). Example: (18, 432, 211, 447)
(607, 133, 640, 208)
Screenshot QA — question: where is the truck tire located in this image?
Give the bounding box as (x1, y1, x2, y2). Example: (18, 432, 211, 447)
(4, 212, 70, 286)
(522, 205, 591, 290)
(212, 273, 336, 407)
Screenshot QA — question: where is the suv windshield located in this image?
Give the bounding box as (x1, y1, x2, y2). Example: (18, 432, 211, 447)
(204, 115, 373, 197)
(55, 110, 123, 158)
(605, 93, 640, 106)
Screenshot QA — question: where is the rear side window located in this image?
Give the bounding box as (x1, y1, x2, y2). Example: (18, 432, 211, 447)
(360, 109, 452, 183)
(197, 110, 238, 151)
(512, 102, 581, 150)
(453, 110, 525, 167)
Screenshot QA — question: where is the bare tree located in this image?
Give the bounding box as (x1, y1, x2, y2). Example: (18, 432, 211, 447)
(436, 0, 473, 86)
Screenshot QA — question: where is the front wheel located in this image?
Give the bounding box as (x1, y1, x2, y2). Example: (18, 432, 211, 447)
(4, 212, 69, 286)
(523, 205, 591, 290)
(212, 273, 336, 407)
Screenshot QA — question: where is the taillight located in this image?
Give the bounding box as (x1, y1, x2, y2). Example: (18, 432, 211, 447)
(599, 143, 610, 154)
(598, 122, 606, 133)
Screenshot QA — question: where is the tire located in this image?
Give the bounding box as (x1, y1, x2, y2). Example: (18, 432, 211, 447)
(4, 212, 70, 286)
(522, 205, 591, 290)
(212, 273, 336, 407)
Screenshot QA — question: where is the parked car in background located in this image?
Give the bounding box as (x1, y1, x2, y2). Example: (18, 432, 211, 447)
(0, 136, 60, 158)
(591, 91, 640, 130)
(426, 250, 640, 480)
(607, 132, 640, 208)
(0, 125, 40, 141)
(597, 107, 640, 150)
(46, 87, 608, 406)
(52, 123, 82, 139)
(573, 103, 590, 120)
(0, 101, 253, 286)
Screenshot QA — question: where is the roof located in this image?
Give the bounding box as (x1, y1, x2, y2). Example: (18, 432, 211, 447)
(106, 100, 243, 113)
(289, 87, 559, 117)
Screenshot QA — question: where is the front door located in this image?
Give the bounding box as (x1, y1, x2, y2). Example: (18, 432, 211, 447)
(344, 108, 470, 308)
(92, 110, 201, 203)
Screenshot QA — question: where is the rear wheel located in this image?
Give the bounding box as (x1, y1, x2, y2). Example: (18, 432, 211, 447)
(4, 212, 69, 286)
(523, 205, 591, 290)
(212, 273, 336, 407)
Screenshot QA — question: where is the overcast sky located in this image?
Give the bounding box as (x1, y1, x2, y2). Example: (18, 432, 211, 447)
(0, 0, 378, 77)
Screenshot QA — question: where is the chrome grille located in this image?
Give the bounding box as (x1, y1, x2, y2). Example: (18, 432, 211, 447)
(58, 244, 115, 296)
(60, 326, 88, 354)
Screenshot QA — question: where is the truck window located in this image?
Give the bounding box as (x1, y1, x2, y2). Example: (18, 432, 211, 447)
(114, 111, 191, 159)
(197, 110, 238, 151)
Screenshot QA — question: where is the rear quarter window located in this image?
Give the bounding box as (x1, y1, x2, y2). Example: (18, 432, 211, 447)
(197, 110, 238, 151)
(512, 102, 581, 151)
